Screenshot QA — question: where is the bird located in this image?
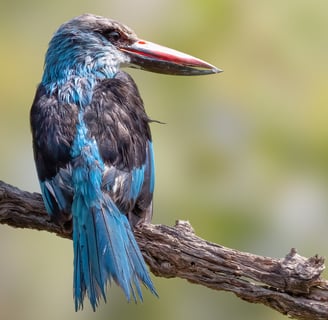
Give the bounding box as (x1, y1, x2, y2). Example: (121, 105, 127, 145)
(30, 13, 220, 311)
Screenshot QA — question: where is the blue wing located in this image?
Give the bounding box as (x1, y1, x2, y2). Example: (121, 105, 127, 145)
(71, 71, 157, 309)
(84, 71, 155, 226)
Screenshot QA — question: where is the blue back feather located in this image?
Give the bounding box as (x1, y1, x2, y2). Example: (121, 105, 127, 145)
(70, 111, 156, 310)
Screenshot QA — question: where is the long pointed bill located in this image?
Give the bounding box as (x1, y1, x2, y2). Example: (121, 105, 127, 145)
(120, 39, 222, 76)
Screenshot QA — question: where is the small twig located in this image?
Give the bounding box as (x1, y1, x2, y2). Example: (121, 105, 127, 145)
(0, 180, 327, 319)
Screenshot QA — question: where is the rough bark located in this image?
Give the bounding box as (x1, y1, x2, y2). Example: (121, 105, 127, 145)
(0, 180, 327, 319)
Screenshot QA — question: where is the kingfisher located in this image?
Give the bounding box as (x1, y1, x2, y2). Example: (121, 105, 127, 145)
(30, 13, 220, 311)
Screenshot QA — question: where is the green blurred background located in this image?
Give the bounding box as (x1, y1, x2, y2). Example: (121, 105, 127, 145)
(1, 1, 328, 319)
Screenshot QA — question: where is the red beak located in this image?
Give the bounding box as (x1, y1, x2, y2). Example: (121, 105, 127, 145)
(120, 39, 221, 76)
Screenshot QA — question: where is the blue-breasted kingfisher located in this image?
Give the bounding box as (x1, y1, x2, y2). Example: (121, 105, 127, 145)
(30, 14, 220, 311)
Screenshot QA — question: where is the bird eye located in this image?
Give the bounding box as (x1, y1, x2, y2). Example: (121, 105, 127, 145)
(106, 30, 121, 42)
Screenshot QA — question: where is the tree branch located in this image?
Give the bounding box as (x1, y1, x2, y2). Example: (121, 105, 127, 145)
(0, 180, 327, 319)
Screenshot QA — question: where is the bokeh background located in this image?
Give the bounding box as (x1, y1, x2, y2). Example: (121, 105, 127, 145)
(1, 1, 328, 319)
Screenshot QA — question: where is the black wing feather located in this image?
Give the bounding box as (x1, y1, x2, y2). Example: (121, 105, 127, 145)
(84, 71, 154, 224)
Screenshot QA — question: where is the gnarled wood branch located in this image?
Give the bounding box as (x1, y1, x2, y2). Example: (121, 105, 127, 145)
(0, 180, 327, 319)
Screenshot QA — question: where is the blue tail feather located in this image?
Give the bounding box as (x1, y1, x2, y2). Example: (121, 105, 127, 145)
(73, 199, 106, 310)
(72, 189, 157, 311)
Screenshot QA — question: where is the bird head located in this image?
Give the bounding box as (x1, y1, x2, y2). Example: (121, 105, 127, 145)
(42, 14, 221, 87)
